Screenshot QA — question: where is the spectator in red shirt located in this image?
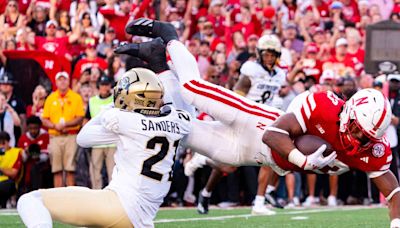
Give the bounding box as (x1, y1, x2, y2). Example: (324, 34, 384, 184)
(34, 20, 80, 60)
(206, 0, 225, 37)
(346, 28, 364, 75)
(338, 0, 361, 24)
(72, 37, 107, 88)
(0, 0, 25, 37)
(17, 116, 51, 192)
(99, 0, 132, 41)
(323, 38, 355, 77)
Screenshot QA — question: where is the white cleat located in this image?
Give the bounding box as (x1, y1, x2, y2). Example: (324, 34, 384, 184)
(184, 153, 207, 176)
(327, 195, 337, 207)
(302, 196, 318, 207)
(251, 205, 276, 216)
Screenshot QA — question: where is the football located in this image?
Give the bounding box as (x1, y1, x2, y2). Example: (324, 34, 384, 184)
(294, 135, 335, 156)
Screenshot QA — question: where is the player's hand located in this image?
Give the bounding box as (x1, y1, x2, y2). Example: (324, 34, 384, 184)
(303, 144, 337, 170)
(391, 218, 400, 228)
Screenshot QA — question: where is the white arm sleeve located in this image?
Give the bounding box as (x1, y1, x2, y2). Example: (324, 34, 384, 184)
(77, 114, 119, 148)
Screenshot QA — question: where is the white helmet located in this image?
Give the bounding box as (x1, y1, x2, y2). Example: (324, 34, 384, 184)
(339, 89, 392, 149)
(256, 34, 281, 55)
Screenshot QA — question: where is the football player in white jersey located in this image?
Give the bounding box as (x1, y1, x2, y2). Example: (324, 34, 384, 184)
(17, 68, 191, 228)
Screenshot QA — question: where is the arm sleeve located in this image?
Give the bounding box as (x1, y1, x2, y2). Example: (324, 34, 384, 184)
(76, 114, 119, 148)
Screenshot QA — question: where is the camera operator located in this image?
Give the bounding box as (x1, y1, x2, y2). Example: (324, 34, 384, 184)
(0, 131, 23, 208)
(17, 116, 51, 192)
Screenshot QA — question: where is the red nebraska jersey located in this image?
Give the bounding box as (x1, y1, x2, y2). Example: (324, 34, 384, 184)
(271, 91, 392, 178)
(17, 130, 49, 153)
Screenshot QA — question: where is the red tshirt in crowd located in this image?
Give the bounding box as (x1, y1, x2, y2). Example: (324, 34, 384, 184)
(342, 0, 360, 23)
(72, 57, 108, 79)
(99, 8, 130, 41)
(35, 36, 69, 57)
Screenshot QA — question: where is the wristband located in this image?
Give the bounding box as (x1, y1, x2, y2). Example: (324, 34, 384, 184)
(265, 127, 289, 135)
(288, 149, 307, 168)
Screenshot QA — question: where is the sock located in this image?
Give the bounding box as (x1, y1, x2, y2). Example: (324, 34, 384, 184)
(266, 185, 276, 194)
(201, 188, 212, 198)
(166, 40, 201, 84)
(254, 195, 265, 208)
(17, 191, 52, 228)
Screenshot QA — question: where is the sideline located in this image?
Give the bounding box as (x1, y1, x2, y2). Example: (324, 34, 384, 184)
(154, 206, 384, 223)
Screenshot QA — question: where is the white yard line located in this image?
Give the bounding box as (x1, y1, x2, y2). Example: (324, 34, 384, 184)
(154, 206, 384, 223)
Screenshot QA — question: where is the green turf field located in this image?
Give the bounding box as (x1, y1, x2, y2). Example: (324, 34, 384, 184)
(0, 206, 390, 227)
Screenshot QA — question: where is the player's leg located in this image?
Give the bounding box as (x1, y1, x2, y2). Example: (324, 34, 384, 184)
(328, 175, 338, 206)
(303, 174, 318, 207)
(182, 120, 241, 166)
(252, 167, 276, 215)
(124, 19, 281, 126)
(167, 40, 282, 126)
(17, 187, 132, 228)
(285, 173, 296, 208)
(201, 166, 237, 214)
(114, 37, 196, 117)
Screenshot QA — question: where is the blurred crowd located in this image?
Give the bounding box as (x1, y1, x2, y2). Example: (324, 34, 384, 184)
(0, 0, 400, 210)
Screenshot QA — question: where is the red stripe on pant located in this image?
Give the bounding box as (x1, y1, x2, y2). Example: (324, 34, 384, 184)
(189, 80, 281, 118)
(184, 82, 278, 121)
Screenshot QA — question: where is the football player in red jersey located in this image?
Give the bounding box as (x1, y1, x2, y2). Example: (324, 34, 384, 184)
(264, 89, 400, 227)
(121, 18, 400, 226)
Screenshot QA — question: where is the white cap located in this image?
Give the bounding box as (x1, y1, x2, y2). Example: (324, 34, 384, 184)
(55, 71, 69, 80)
(319, 69, 336, 84)
(388, 73, 400, 81)
(335, 38, 348, 47)
(46, 20, 58, 28)
(210, 0, 223, 7)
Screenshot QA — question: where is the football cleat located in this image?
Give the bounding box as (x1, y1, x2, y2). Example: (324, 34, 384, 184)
(302, 196, 319, 207)
(197, 193, 210, 214)
(251, 205, 276, 216)
(265, 191, 284, 209)
(327, 195, 337, 207)
(114, 38, 168, 73)
(125, 18, 178, 44)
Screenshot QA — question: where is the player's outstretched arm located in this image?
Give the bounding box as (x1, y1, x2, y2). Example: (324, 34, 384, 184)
(371, 171, 400, 227)
(77, 112, 119, 148)
(263, 113, 336, 170)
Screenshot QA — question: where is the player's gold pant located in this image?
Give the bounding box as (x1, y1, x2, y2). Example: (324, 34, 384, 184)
(39, 187, 133, 228)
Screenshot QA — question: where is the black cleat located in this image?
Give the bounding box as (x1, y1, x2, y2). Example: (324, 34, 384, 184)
(265, 191, 284, 209)
(197, 193, 210, 214)
(114, 38, 169, 73)
(125, 18, 178, 44)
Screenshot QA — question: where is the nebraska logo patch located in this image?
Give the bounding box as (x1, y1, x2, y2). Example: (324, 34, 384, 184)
(372, 143, 385, 158)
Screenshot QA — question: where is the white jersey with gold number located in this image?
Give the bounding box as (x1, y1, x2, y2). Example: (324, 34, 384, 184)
(77, 106, 191, 228)
(240, 60, 286, 107)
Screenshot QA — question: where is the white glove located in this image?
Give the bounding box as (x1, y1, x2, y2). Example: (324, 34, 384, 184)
(391, 218, 400, 228)
(288, 144, 337, 170)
